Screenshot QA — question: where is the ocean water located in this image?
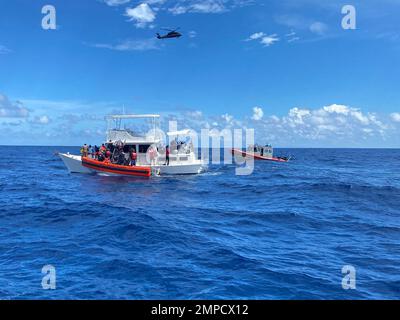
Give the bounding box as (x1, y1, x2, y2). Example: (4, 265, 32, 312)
(0, 146, 399, 300)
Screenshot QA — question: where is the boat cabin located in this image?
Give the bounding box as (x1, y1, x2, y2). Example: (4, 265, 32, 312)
(105, 114, 161, 165)
(104, 115, 199, 166)
(247, 144, 274, 159)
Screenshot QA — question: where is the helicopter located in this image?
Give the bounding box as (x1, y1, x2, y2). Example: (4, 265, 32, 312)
(156, 28, 182, 39)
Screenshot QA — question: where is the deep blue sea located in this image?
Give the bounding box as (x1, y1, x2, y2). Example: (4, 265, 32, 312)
(0, 146, 399, 299)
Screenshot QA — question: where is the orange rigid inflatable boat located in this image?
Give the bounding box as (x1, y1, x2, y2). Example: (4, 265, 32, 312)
(82, 157, 151, 177)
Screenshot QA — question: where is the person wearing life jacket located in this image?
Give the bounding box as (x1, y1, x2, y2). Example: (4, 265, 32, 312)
(103, 152, 111, 164)
(88, 145, 94, 158)
(105, 150, 111, 159)
(94, 145, 99, 159)
(81, 144, 88, 157)
(130, 148, 137, 166)
(98, 151, 105, 162)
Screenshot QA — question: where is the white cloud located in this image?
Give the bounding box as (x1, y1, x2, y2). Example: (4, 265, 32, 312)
(246, 32, 280, 47)
(222, 113, 234, 124)
(169, 0, 248, 15)
(269, 115, 280, 122)
(92, 38, 159, 51)
(0, 45, 11, 54)
(273, 104, 388, 143)
(188, 30, 197, 38)
(260, 34, 279, 47)
(285, 31, 300, 43)
(186, 110, 203, 119)
(363, 128, 373, 134)
(0, 94, 29, 118)
(287, 37, 300, 43)
(32, 115, 50, 125)
(391, 112, 400, 122)
(191, 1, 225, 13)
(169, 5, 188, 15)
(103, 0, 130, 6)
(251, 107, 264, 121)
(168, 103, 396, 147)
(246, 32, 266, 41)
(125, 3, 156, 28)
(145, 0, 166, 5)
(323, 104, 350, 115)
(310, 22, 328, 35)
(288, 107, 311, 125)
(102, 0, 253, 20)
(103, 0, 168, 9)
(351, 110, 369, 125)
(275, 14, 309, 29)
(285, 31, 296, 37)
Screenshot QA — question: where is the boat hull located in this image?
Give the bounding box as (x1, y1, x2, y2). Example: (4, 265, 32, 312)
(59, 153, 206, 175)
(232, 149, 289, 162)
(82, 157, 151, 177)
(58, 153, 93, 173)
(155, 162, 206, 175)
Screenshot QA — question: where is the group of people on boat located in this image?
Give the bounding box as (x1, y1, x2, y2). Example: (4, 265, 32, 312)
(249, 144, 273, 157)
(81, 144, 107, 159)
(80, 142, 138, 166)
(80, 141, 171, 167)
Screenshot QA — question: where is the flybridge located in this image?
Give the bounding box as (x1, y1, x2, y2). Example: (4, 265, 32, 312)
(105, 114, 160, 141)
(105, 115, 160, 146)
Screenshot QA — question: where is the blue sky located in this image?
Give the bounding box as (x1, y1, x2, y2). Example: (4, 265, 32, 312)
(1, 0, 400, 146)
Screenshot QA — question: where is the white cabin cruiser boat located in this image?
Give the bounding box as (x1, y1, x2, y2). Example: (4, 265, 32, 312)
(58, 114, 207, 175)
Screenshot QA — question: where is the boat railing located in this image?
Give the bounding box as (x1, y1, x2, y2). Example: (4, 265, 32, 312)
(107, 129, 158, 143)
(136, 150, 196, 166)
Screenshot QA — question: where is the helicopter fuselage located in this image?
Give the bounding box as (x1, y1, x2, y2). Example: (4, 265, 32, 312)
(156, 32, 182, 39)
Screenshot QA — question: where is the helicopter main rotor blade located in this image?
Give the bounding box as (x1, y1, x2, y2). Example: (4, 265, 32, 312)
(161, 27, 180, 31)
